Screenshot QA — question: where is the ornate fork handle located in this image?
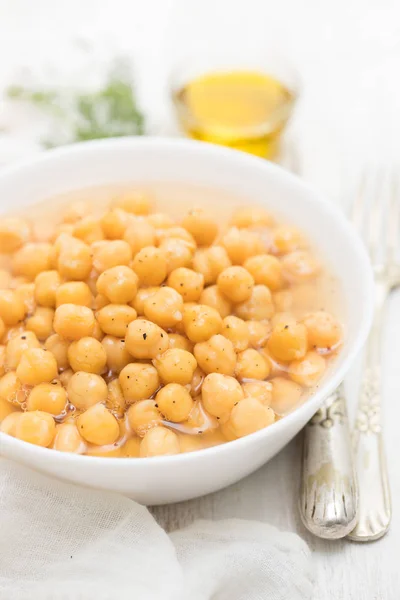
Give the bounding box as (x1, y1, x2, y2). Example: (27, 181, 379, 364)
(299, 384, 358, 539)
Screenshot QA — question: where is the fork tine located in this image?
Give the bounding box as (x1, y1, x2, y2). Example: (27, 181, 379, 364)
(387, 172, 399, 264)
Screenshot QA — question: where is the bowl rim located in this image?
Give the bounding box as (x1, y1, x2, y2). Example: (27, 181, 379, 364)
(0, 136, 374, 468)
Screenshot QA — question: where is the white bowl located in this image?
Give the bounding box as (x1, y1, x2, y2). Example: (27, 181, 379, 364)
(0, 138, 373, 505)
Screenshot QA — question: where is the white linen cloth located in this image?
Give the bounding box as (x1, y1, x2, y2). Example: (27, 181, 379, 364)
(0, 460, 312, 600)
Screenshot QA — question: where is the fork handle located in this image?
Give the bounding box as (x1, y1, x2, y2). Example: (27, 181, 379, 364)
(299, 384, 358, 539)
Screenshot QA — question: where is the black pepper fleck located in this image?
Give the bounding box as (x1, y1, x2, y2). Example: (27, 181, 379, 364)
(21, 335, 26, 340)
(143, 333, 147, 340)
(284, 325, 289, 330)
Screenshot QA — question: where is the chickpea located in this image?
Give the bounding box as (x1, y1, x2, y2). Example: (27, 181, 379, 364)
(59, 368, 74, 387)
(0, 345, 4, 376)
(158, 238, 193, 274)
(92, 240, 132, 273)
(0, 411, 22, 435)
(16, 348, 58, 386)
(68, 337, 107, 374)
(272, 226, 304, 254)
(217, 266, 254, 303)
(146, 212, 175, 229)
(26, 307, 54, 340)
(44, 334, 70, 370)
(202, 373, 244, 420)
(5, 331, 40, 370)
(67, 371, 108, 410)
(119, 362, 160, 403)
(143, 286, 183, 329)
(56, 282, 92, 308)
(58, 239, 92, 280)
(77, 403, 120, 445)
(221, 316, 249, 353)
(125, 319, 169, 359)
(73, 216, 104, 245)
(53, 304, 94, 341)
(230, 206, 273, 228)
(194, 334, 236, 376)
(228, 398, 274, 437)
(153, 348, 197, 385)
(53, 423, 86, 453)
(13, 243, 52, 279)
(199, 285, 232, 318)
(94, 293, 109, 310)
(0, 396, 20, 421)
(63, 200, 91, 223)
(155, 383, 194, 422)
(236, 348, 270, 381)
(106, 379, 126, 417)
(281, 250, 320, 282)
(111, 191, 153, 215)
(2, 324, 25, 344)
(268, 319, 308, 362)
(15, 282, 35, 314)
(101, 208, 131, 239)
(124, 219, 156, 255)
(85, 445, 122, 458)
(302, 311, 342, 350)
(127, 399, 162, 436)
(132, 246, 167, 286)
(220, 419, 238, 442)
(288, 351, 326, 387)
(181, 208, 218, 246)
(0, 371, 22, 405)
(244, 254, 284, 291)
(130, 287, 158, 316)
(182, 304, 222, 343)
(0, 269, 12, 288)
(96, 304, 137, 337)
(10, 276, 29, 288)
(34, 270, 60, 307)
(242, 380, 273, 405)
(102, 336, 131, 373)
(26, 382, 67, 415)
(168, 333, 193, 353)
(0, 318, 5, 341)
(167, 267, 204, 302)
(273, 290, 293, 312)
(0, 289, 26, 325)
(270, 377, 303, 415)
(156, 226, 196, 250)
(0, 217, 31, 253)
(247, 320, 271, 348)
(15, 410, 55, 447)
(121, 437, 141, 457)
(221, 227, 263, 265)
(96, 265, 138, 304)
(140, 426, 180, 457)
(192, 245, 231, 285)
(235, 285, 274, 321)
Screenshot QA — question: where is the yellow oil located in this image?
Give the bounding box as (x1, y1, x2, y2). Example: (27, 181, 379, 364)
(174, 70, 295, 159)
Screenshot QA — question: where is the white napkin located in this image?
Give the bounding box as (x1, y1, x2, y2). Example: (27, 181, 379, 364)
(0, 460, 312, 600)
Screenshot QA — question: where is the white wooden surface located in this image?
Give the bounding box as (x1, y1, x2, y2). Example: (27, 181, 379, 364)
(1, 1, 400, 597)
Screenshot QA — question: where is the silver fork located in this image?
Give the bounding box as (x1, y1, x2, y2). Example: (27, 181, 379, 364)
(347, 170, 395, 541)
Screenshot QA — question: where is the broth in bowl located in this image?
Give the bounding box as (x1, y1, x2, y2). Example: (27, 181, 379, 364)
(0, 183, 343, 458)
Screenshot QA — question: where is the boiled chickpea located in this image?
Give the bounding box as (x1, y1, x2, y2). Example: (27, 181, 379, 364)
(242, 380, 273, 405)
(220, 419, 238, 441)
(182, 304, 222, 343)
(235, 285, 274, 321)
(73, 216, 104, 245)
(156, 383, 193, 422)
(302, 311, 342, 350)
(26, 307, 54, 340)
(228, 398, 274, 437)
(0, 269, 12, 288)
(77, 403, 120, 445)
(202, 373, 244, 420)
(194, 334, 236, 376)
(199, 285, 232, 318)
(192, 245, 231, 285)
(0, 289, 26, 325)
(101, 208, 131, 239)
(235, 349, 270, 381)
(15, 282, 35, 314)
(132, 246, 167, 286)
(96, 265, 138, 304)
(0, 371, 22, 405)
(16, 348, 58, 386)
(67, 371, 108, 410)
(102, 336, 131, 373)
(156, 226, 196, 250)
(230, 206, 273, 228)
(0, 318, 5, 341)
(0, 410, 22, 435)
(10, 276, 29, 288)
(59, 368, 74, 387)
(168, 333, 193, 353)
(0, 217, 31, 253)
(119, 362, 160, 403)
(15, 410, 55, 447)
(143, 287, 184, 329)
(106, 379, 126, 417)
(92, 240, 132, 273)
(158, 238, 193, 273)
(181, 208, 218, 246)
(140, 426, 180, 457)
(130, 287, 158, 315)
(125, 319, 169, 359)
(221, 316, 249, 353)
(270, 377, 303, 415)
(34, 270, 60, 307)
(121, 437, 141, 457)
(0, 396, 20, 421)
(268, 319, 308, 362)
(26, 382, 67, 415)
(85, 444, 122, 458)
(13, 243, 52, 279)
(247, 320, 271, 348)
(281, 251, 320, 282)
(56, 282, 92, 308)
(44, 334, 70, 370)
(58, 239, 92, 280)
(127, 399, 162, 436)
(63, 200, 91, 223)
(68, 337, 107, 374)
(5, 331, 40, 370)
(0, 345, 5, 376)
(221, 227, 263, 265)
(124, 219, 156, 255)
(96, 304, 137, 337)
(288, 351, 326, 387)
(2, 324, 25, 344)
(272, 226, 304, 254)
(112, 191, 153, 215)
(146, 212, 175, 229)
(94, 293, 109, 310)
(53, 423, 86, 453)
(54, 304, 95, 340)
(273, 290, 293, 312)
(167, 267, 204, 302)
(244, 254, 284, 291)
(217, 266, 254, 303)
(153, 348, 197, 385)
